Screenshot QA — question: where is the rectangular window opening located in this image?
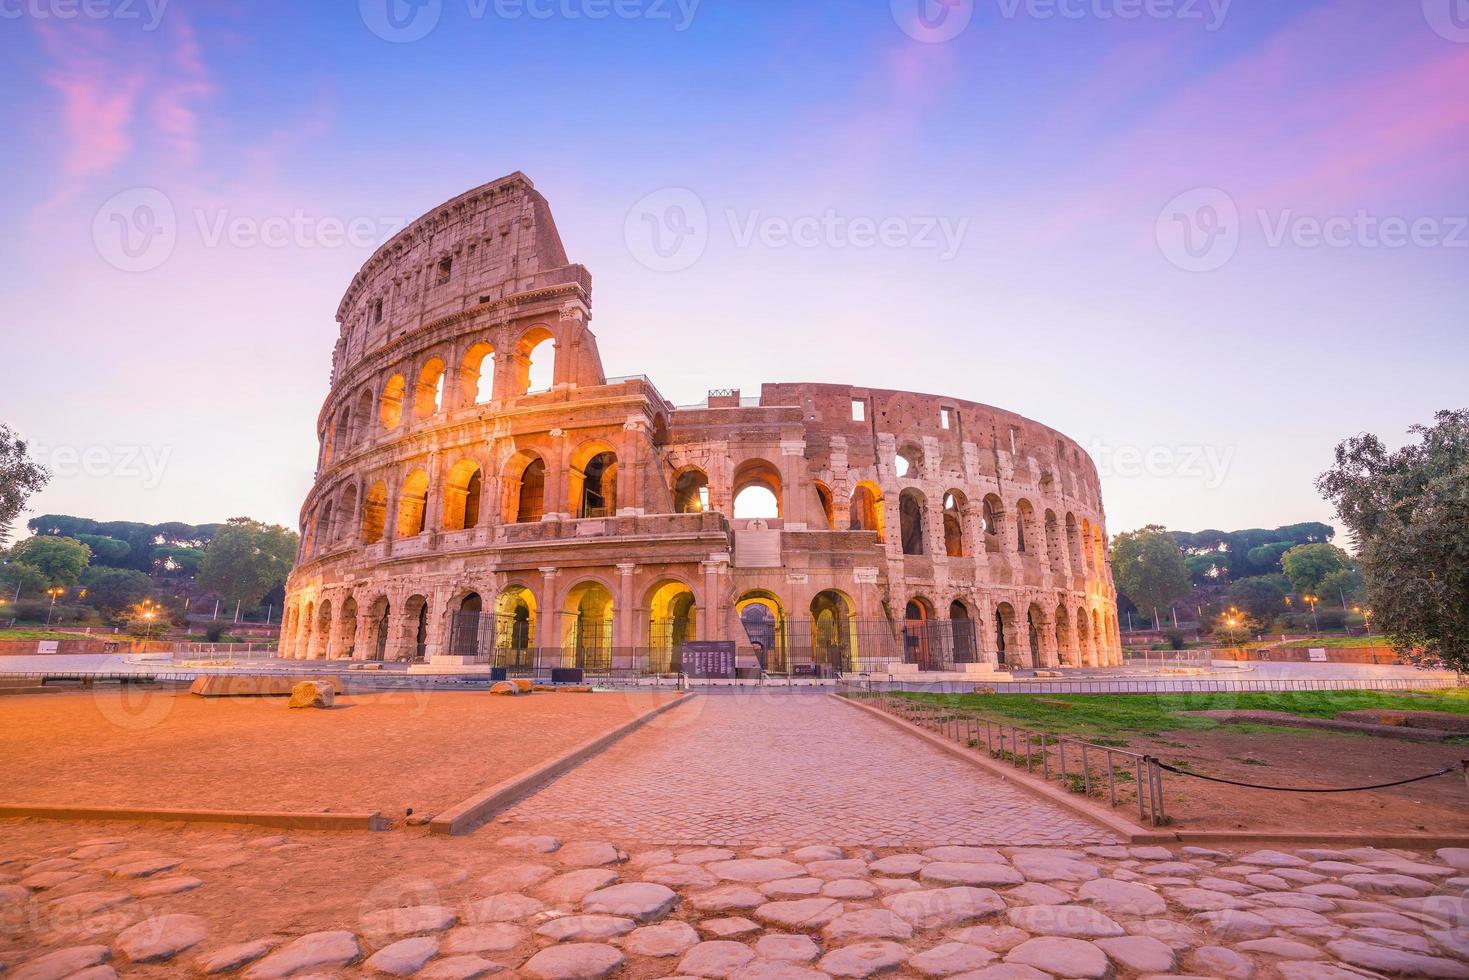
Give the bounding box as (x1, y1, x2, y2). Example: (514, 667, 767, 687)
(851, 399, 866, 422)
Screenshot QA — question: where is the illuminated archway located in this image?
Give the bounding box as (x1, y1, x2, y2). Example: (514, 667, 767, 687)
(397, 469, 429, 538)
(443, 459, 483, 531)
(809, 589, 857, 673)
(736, 591, 786, 672)
(733, 459, 782, 519)
(494, 585, 537, 664)
(563, 580, 614, 669)
(647, 580, 697, 673)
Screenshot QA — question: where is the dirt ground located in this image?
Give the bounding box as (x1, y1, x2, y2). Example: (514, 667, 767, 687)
(1133, 726, 1469, 833)
(0, 688, 679, 817)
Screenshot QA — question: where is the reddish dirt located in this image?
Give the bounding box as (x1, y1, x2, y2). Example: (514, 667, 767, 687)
(1133, 726, 1469, 834)
(0, 688, 679, 817)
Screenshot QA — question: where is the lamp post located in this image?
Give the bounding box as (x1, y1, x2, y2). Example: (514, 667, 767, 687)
(1303, 593, 1320, 633)
(45, 587, 64, 626)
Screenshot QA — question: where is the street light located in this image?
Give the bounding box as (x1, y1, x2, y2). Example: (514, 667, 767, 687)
(1303, 593, 1320, 633)
(45, 587, 64, 626)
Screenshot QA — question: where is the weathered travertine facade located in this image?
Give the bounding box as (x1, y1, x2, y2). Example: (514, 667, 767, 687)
(281, 174, 1121, 672)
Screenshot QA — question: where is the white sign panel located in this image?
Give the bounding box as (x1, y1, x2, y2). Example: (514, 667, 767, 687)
(1307, 647, 1328, 662)
(37, 640, 59, 654)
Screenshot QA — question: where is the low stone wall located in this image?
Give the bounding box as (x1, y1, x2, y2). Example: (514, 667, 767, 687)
(0, 638, 173, 656)
(1214, 645, 1401, 664)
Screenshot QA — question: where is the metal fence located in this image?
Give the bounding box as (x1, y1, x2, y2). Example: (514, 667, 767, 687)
(839, 684, 1167, 827)
(849, 675, 1466, 694)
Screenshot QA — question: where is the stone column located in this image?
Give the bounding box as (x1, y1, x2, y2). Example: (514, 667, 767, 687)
(614, 563, 637, 651)
(540, 567, 561, 666)
(544, 429, 570, 521)
(619, 420, 643, 515)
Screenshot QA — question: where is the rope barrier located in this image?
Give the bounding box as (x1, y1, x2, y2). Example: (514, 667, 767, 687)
(1149, 757, 1467, 793)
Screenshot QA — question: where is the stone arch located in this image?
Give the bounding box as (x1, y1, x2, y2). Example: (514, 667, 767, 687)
(448, 591, 484, 657)
(413, 356, 447, 420)
(402, 594, 429, 662)
(353, 387, 374, 445)
(733, 458, 782, 519)
(1015, 499, 1038, 555)
(504, 451, 546, 524)
(1044, 509, 1063, 569)
(569, 440, 618, 518)
(1066, 513, 1084, 574)
(563, 579, 615, 667)
(672, 466, 709, 514)
(894, 442, 924, 480)
(982, 494, 1006, 554)
(1076, 604, 1094, 666)
(950, 598, 978, 663)
(1055, 603, 1075, 666)
(1026, 602, 1047, 667)
(516, 325, 556, 395)
(1080, 518, 1095, 573)
(943, 490, 967, 558)
(380, 373, 406, 431)
(899, 488, 926, 556)
(316, 501, 334, 556)
(994, 601, 1019, 666)
(365, 596, 391, 661)
(362, 480, 388, 544)
(298, 600, 314, 659)
(462, 341, 496, 405)
(1092, 608, 1104, 663)
(314, 598, 334, 660)
(328, 408, 352, 467)
(336, 483, 359, 546)
(338, 596, 359, 659)
(849, 482, 885, 537)
(809, 589, 857, 673)
(495, 584, 537, 658)
(903, 595, 937, 670)
(397, 469, 429, 538)
(647, 579, 697, 672)
(737, 590, 786, 671)
(442, 458, 484, 531)
(812, 481, 836, 530)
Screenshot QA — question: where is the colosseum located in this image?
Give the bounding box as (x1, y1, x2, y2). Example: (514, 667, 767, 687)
(280, 173, 1122, 676)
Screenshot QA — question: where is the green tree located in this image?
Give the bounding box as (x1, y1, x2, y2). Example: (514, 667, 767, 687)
(1226, 574, 1290, 621)
(76, 534, 131, 565)
(0, 560, 48, 599)
(1111, 525, 1191, 618)
(78, 567, 155, 616)
(0, 425, 49, 544)
(1317, 567, 1365, 608)
(1280, 543, 1351, 596)
(1245, 541, 1292, 572)
(1318, 409, 1469, 671)
(8, 535, 91, 586)
(154, 546, 204, 575)
(197, 517, 298, 611)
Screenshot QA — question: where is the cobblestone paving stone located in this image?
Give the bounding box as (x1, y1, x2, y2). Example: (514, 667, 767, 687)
(499, 694, 1117, 847)
(3, 820, 1468, 978)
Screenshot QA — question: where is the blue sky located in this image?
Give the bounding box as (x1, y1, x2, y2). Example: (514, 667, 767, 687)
(2, 0, 1466, 540)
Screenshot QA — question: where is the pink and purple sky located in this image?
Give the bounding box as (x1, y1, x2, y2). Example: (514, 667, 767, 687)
(2, 0, 1466, 540)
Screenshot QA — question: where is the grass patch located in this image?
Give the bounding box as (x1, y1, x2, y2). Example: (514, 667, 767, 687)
(0, 629, 130, 642)
(1275, 636, 1389, 649)
(891, 689, 1469, 741)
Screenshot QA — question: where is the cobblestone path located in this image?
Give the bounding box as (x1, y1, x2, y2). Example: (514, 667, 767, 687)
(499, 693, 1118, 847)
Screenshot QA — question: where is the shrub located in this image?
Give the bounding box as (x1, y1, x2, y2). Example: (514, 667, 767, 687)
(1165, 629, 1187, 651)
(203, 620, 229, 643)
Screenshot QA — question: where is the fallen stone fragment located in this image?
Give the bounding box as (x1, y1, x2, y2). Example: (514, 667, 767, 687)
(288, 680, 334, 708)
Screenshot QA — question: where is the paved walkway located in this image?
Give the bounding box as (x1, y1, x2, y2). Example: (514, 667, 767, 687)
(499, 693, 1117, 847)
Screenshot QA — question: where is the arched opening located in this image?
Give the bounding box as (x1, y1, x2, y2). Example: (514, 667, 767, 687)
(899, 489, 926, 556)
(329, 409, 352, 466)
(564, 581, 614, 669)
(1027, 603, 1045, 667)
(1079, 519, 1095, 573)
(494, 586, 537, 664)
(1076, 606, 1093, 666)
(354, 388, 374, 445)
(367, 597, 390, 661)
(339, 597, 359, 660)
(995, 602, 1017, 667)
(315, 599, 333, 660)
(1092, 609, 1103, 664)
(362, 481, 388, 544)
(506, 453, 546, 524)
(1016, 499, 1037, 554)
(413, 357, 446, 419)
(450, 592, 483, 658)
(894, 443, 923, 479)
(316, 502, 334, 555)
(1055, 604, 1075, 667)
(380, 374, 406, 431)
(570, 447, 617, 519)
(849, 482, 885, 537)
(336, 484, 359, 546)
(943, 491, 966, 558)
(463, 342, 495, 405)
(737, 591, 785, 672)
(903, 597, 936, 670)
(950, 599, 977, 663)
(732, 459, 783, 519)
(298, 601, 314, 659)
(404, 594, 429, 662)
(810, 590, 856, 673)
(982, 495, 1004, 554)
(397, 470, 429, 538)
(672, 468, 709, 514)
(518, 328, 555, 395)
(647, 580, 697, 673)
(1044, 509, 1063, 568)
(443, 459, 483, 531)
(813, 482, 836, 530)
(1066, 513, 1084, 574)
